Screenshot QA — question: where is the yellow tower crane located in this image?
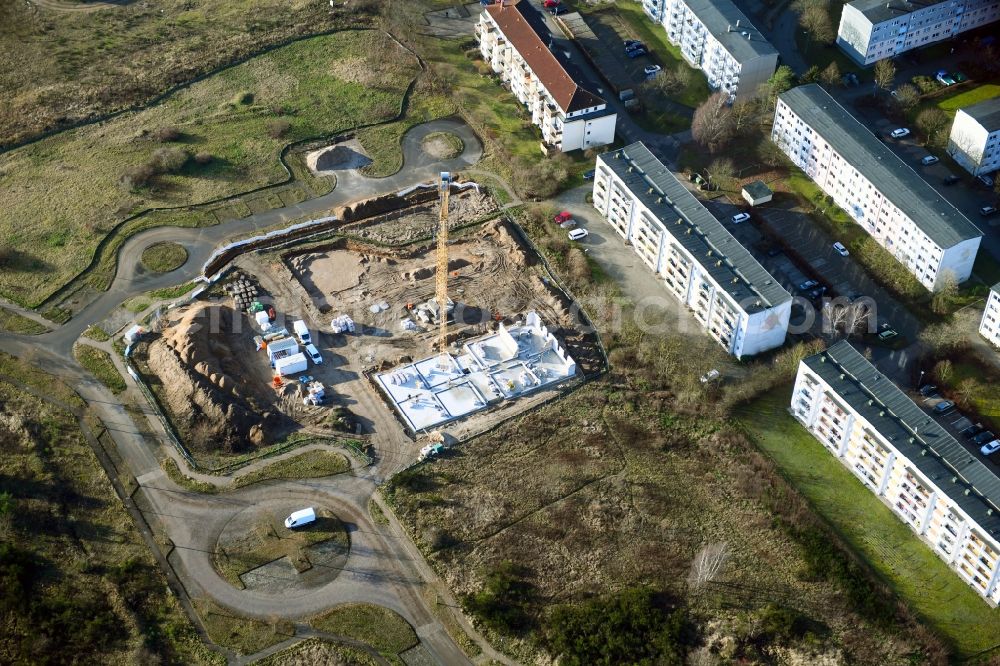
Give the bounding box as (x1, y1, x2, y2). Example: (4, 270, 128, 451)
(435, 172, 452, 351)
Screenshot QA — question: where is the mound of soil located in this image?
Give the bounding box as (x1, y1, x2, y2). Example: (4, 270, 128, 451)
(420, 131, 463, 159)
(310, 144, 371, 172)
(146, 303, 285, 454)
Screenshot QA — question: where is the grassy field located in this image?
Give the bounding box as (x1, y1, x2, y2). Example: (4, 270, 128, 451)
(0, 307, 49, 335)
(140, 241, 189, 273)
(73, 343, 127, 394)
(255, 638, 379, 666)
(0, 0, 378, 148)
(194, 598, 293, 656)
(934, 83, 1000, 117)
(737, 386, 1000, 658)
(943, 359, 1000, 428)
(310, 604, 419, 656)
(609, 3, 711, 108)
(161, 449, 351, 494)
(0, 30, 419, 307)
(0, 368, 217, 664)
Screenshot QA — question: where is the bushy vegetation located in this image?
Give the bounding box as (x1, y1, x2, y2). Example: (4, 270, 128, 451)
(543, 587, 693, 666)
(463, 562, 536, 635)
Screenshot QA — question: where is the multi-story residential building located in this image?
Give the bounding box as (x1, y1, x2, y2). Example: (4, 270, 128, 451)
(793, 340, 1000, 605)
(593, 142, 791, 358)
(643, 0, 777, 98)
(837, 0, 1000, 66)
(980, 283, 1000, 348)
(477, 0, 617, 153)
(948, 97, 1000, 177)
(773, 84, 982, 291)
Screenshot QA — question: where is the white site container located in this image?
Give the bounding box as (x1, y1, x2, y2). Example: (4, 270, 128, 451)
(274, 352, 308, 376)
(284, 507, 316, 529)
(266, 337, 298, 364)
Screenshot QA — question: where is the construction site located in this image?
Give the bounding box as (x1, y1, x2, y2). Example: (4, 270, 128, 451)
(132, 175, 602, 461)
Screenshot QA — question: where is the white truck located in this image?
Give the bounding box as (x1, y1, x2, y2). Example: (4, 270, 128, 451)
(293, 320, 311, 344)
(284, 507, 316, 529)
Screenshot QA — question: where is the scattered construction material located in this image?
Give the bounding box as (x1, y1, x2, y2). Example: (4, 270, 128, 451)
(375, 312, 577, 432)
(224, 275, 261, 312)
(330, 315, 356, 334)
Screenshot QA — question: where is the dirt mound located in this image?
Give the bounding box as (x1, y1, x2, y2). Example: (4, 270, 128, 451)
(312, 145, 371, 172)
(147, 303, 285, 453)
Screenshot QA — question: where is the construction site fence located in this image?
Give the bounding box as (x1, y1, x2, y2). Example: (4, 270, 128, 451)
(125, 359, 197, 469)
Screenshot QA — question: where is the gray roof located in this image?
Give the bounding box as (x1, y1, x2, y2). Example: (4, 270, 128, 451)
(961, 96, 1000, 133)
(742, 180, 773, 198)
(599, 142, 790, 311)
(804, 340, 1000, 538)
(848, 0, 947, 24)
(780, 85, 982, 249)
(685, 0, 778, 63)
(993, 281, 1000, 294)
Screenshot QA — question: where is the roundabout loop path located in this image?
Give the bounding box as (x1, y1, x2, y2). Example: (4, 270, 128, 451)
(0, 119, 521, 665)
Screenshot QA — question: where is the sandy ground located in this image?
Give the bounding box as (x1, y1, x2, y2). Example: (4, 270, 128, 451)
(306, 139, 372, 175)
(420, 133, 462, 160)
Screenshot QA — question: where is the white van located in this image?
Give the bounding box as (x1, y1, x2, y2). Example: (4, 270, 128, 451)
(304, 343, 323, 365)
(284, 507, 316, 529)
(292, 320, 311, 344)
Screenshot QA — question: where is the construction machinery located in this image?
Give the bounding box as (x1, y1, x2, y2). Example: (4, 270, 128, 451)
(435, 172, 451, 351)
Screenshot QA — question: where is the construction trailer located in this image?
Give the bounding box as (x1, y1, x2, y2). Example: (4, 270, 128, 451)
(274, 352, 308, 376)
(266, 337, 299, 365)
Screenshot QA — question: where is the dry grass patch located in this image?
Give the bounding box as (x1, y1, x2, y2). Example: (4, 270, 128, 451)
(140, 241, 188, 273)
(310, 604, 418, 656)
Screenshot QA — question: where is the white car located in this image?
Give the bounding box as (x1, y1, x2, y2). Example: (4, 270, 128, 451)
(568, 228, 589, 241)
(730, 212, 750, 224)
(304, 343, 323, 365)
(833, 241, 849, 256)
(643, 64, 662, 76)
(890, 128, 910, 139)
(981, 440, 1000, 456)
(920, 155, 939, 165)
(700, 369, 720, 383)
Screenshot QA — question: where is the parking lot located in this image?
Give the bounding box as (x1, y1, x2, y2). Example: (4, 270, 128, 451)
(915, 383, 1000, 475)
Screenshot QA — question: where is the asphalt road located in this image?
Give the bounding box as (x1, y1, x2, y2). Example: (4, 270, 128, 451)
(0, 119, 502, 665)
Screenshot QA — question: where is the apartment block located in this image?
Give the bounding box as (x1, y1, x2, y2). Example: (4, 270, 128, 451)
(773, 84, 982, 291)
(837, 0, 1000, 66)
(980, 283, 1000, 348)
(792, 340, 1000, 605)
(948, 97, 1000, 177)
(643, 0, 777, 98)
(477, 0, 617, 152)
(593, 142, 791, 358)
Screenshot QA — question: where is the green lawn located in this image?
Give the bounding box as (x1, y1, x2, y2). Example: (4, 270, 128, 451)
(935, 83, 1000, 117)
(948, 361, 1000, 427)
(739, 386, 1000, 658)
(73, 344, 127, 394)
(795, 31, 867, 83)
(607, 3, 711, 108)
(0, 307, 48, 335)
(0, 30, 420, 307)
(310, 604, 418, 656)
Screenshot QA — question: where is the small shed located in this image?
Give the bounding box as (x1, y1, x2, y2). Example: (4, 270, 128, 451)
(742, 180, 773, 207)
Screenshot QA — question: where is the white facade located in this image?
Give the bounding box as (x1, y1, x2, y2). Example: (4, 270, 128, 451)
(477, 4, 617, 152)
(773, 85, 982, 291)
(980, 284, 1000, 348)
(793, 341, 1000, 605)
(948, 101, 1000, 176)
(593, 143, 791, 358)
(837, 0, 1000, 65)
(643, 0, 777, 98)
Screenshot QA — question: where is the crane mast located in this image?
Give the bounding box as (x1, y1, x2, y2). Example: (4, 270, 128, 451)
(435, 172, 451, 351)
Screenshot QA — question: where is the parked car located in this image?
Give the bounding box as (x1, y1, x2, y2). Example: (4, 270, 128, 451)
(766, 246, 783, 257)
(568, 228, 589, 241)
(953, 71, 967, 83)
(877, 328, 898, 341)
(962, 424, 984, 439)
(700, 369, 720, 383)
(981, 205, 998, 217)
(624, 39, 643, 48)
(919, 384, 938, 397)
(936, 70, 956, 86)
(548, 5, 565, 14)
(731, 212, 751, 224)
(833, 241, 849, 256)
(943, 174, 961, 186)
(890, 127, 911, 138)
(982, 440, 1000, 456)
(921, 155, 939, 165)
(583, 169, 595, 180)
(806, 286, 828, 300)
(543, 0, 559, 7)
(553, 210, 573, 224)
(933, 400, 956, 413)
(559, 218, 577, 229)
(798, 279, 819, 291)
(304, 343, 323, 365)
(284, 507, 316, 529)
(979, 174, 995, 187)
(644, 64, 662, 76)
(974, 431, 997, 446)
(626, 47, 647, 58)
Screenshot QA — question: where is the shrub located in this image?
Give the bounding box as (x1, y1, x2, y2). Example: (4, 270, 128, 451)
(462, 561, 535, 634)
(119, 162, 158, 191)
(193, 152, 214, 165)
(150, 146, 190, 172)
(267, 119, 292, 139)
(151, 126, 181, 142)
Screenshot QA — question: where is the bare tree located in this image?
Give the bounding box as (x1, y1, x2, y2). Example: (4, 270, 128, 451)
(934, 358, 954, 383)
(930, 270, 958, 314)
(825, 298, 874, 337)
(921, 324, 970, 355)
(691, 93, 736, 153)
(892, 83, 920, 112)
(955, 378, 979, 409)
(688, 542, 730, 590)
(916, 107, 951, 147)
(819, 61, 842, 88)
(730, 97, 759, 133)
(707, 156, 737, 191)
(798, 0, 836, 46)
(873, 58, 896, 96)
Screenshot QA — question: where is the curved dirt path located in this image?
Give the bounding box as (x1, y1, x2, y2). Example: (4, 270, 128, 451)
(0, 118, 494, 664)
(30, 0, 131, 11)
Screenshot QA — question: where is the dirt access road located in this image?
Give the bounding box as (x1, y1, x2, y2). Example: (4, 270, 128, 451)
(0, 119, 517, 664)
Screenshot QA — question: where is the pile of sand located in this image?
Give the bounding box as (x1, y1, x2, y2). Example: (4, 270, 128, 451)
(147, 304, 283, 453)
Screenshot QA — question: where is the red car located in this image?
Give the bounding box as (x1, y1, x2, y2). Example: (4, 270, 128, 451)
(553, 210, 573, 224)
(543, 0, 560, 7)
